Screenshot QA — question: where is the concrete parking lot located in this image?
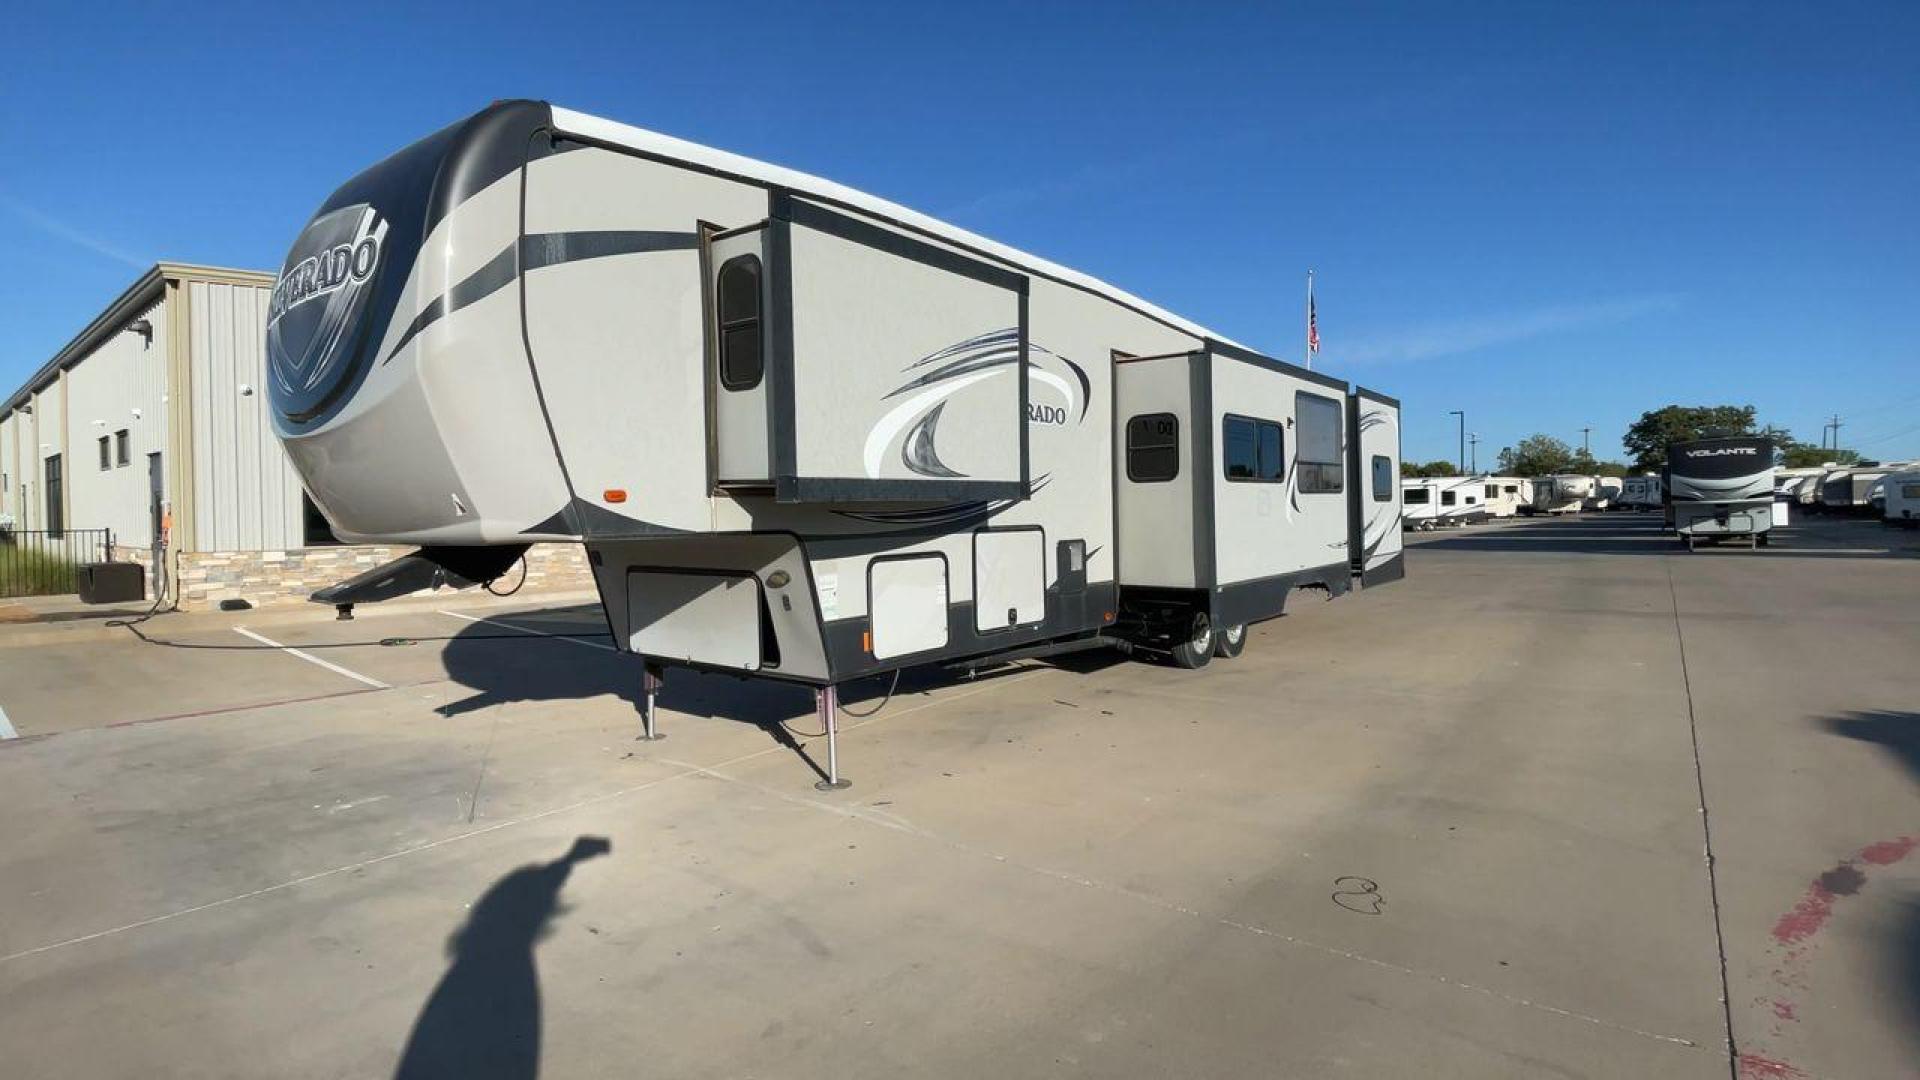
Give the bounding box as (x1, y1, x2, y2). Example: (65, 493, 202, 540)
(1, 513, 1915, 1079)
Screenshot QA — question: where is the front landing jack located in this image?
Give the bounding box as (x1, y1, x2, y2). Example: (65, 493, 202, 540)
(638, 662, 667, 742)
(814, 683, 851, 792)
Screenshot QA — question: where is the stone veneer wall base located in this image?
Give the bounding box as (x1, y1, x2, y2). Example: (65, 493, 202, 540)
(168, 542, 593, 612)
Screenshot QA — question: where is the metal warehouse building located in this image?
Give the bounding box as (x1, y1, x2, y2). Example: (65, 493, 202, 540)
(0, 263, 587, 609)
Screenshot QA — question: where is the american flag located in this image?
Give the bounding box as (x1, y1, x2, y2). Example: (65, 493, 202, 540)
(1308, 290, 1320, 354)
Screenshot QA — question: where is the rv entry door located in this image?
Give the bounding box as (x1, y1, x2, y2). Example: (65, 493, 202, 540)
(708, 223, 772, 485)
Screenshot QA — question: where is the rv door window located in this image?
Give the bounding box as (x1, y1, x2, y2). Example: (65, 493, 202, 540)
(716, 254, 764, 391)
(1295, 392, 1343, 493)
(1223, 415, 1284, 482)
(1372, 455, 1392, 500)
(1126, 413, 1179, 482)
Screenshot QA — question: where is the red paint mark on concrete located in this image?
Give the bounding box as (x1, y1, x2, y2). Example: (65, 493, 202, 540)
(1857, 835, 1916, 866)
(1771, 883, 1837, 946)
(1738, 1053, 1807, 1080)
(1770, 999, 1796, 1022)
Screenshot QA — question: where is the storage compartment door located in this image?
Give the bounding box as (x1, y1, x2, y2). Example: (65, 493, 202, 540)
(627, 570, 763, 670)
(771, 196, 1028, 502)
(709, 226, 771, 484)
(869, 555, 949, 660)
(973, 528, 1044, 632)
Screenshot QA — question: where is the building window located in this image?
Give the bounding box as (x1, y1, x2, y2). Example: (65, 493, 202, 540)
(302, 491, 341, 547)
(1372, 455, 1392, 501)
(99, 435, 111, 471)
(1441, 489, 1457, 506)
(115, 429, 130, 467)
(1295, 392, 1343, 493)
(1222, 414, 1284, 482)
(716, 254, 763, 391)
(44, 454, 63, 536)
(1126, 413, 1179, 482)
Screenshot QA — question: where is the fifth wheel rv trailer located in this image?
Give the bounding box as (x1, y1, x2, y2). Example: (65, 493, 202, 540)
(1594, 475, 1624, 510)
(265, 100, 1404, 788)
(1477, 476, 1531, 518)
(1533, 474, 1594, 515)
(1666, 437, 1775, 549)
(1883, 470, 1920, 528)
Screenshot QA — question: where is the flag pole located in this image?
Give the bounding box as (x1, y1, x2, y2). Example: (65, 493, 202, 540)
(1305, 269, 1314, 370)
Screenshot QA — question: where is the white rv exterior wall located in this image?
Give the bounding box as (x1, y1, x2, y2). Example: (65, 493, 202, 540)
(63, 299, 169, 546)
(189, 280, 305, 552)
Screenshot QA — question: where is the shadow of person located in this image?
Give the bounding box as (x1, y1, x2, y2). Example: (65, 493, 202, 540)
(394, 836, 611, 1080)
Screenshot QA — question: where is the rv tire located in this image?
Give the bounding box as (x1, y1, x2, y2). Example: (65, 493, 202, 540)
(1213, 623, 1247, 659)
(1170, 615, 1214, 670)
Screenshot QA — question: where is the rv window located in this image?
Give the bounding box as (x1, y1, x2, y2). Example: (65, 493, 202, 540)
(1442, 490, 1457, 506)
(1372, 455, 1392, 500)
(1404, 487, 1430, 505)
(716, 254, 763, 391)
(1485, 484, 1498, 498)
(1503, 484, 1517, 494)
(1295, 392, 1343, 493)
(1223, 415, 1284, 482)
(1126, 413, 1179, 482)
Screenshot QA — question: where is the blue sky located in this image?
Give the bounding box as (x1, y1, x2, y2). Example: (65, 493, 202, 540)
(3, 1, 1916, 464)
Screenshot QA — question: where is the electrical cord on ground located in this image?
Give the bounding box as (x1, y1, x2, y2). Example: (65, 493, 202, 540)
(105, 548, 181, 629)
(777, 670, 903, 739)
(484, 554, 528, 597)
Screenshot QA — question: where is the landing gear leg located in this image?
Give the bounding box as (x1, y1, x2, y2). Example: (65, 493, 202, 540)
(815, 683, 851, 792)
(639, 661, 666, 741)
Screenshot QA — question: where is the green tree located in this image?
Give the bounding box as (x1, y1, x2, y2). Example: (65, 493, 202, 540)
(1497, 434, 1578, 477)
(1781, 445, 1861, 468)
(1622, 405, 1760, 470)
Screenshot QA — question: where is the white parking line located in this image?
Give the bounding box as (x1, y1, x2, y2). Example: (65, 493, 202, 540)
(232, 626, 391, 690)
(0, 703, 16, 740)
(438, 609, 616, 652)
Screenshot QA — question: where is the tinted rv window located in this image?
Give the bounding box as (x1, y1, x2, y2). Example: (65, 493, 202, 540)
(1404, 487, 1430, 504)
(1372, 455, 1391, 501)
(1295, 393, 1343, 493)
(1127, 413, 1179, 482)
(1223, 415, 1284, 482)
(1485, 484, 1499, 498)
(1442, 490, 1457, 506)
(716, 254, 763, 391)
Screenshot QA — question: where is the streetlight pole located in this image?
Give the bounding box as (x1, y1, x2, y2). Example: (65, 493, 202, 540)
(1580, 427, 1592, 457)
(1449, 411, 1465, 475)
(1468, 433, 1479, 475)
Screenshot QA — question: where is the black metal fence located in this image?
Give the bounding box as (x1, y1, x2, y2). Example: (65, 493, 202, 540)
(0, 528, 116, 598)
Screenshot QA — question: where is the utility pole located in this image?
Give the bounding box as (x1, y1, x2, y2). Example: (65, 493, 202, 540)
(1824, 414, 1842, 451)
(1449, 410, 1465, 475)
(1580, 427, 1592, 457)
(1468, 433, 1480, 475)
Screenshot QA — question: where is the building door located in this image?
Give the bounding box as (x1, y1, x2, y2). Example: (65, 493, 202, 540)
(44, 454, 63, 537)
(148, 452, 164, 547)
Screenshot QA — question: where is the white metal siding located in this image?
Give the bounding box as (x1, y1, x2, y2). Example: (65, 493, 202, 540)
(63, 299, 169, 546)
(189, 281, 305, 551)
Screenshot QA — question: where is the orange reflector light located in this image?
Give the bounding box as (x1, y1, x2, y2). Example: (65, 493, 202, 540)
(1103, 611, 1115, 622)
(604, 489, 627, 503)
(861, 630, 872, 653)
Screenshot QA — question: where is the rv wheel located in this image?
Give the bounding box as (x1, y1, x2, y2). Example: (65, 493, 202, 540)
(1171, 615, 1214, 669)
(1213, 623, 1247, 659)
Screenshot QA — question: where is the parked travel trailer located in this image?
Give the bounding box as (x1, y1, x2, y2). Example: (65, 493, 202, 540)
(1666, 437, 1775, 549)
(1883, 470, 1920, 528)
(1532, 474, 1593, 515)
(1476, 476, 1532, 518)
(1595, 475, 1624, 510)
(1821, 466, 1900, 514)
(266, 100, 1405, 785)
(1402, 478, 1442, 530)
(1620, 474, 1663, 511)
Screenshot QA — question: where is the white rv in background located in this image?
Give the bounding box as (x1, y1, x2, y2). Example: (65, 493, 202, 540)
(1532, 474, 1593, 514)
(1883, 470, 1920, 527)
(1477, 476, 1531, 518)
(1620, 474, 1663, 510)
(265, 100, 1406, 786)
(1595, 475, 1624, 510)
